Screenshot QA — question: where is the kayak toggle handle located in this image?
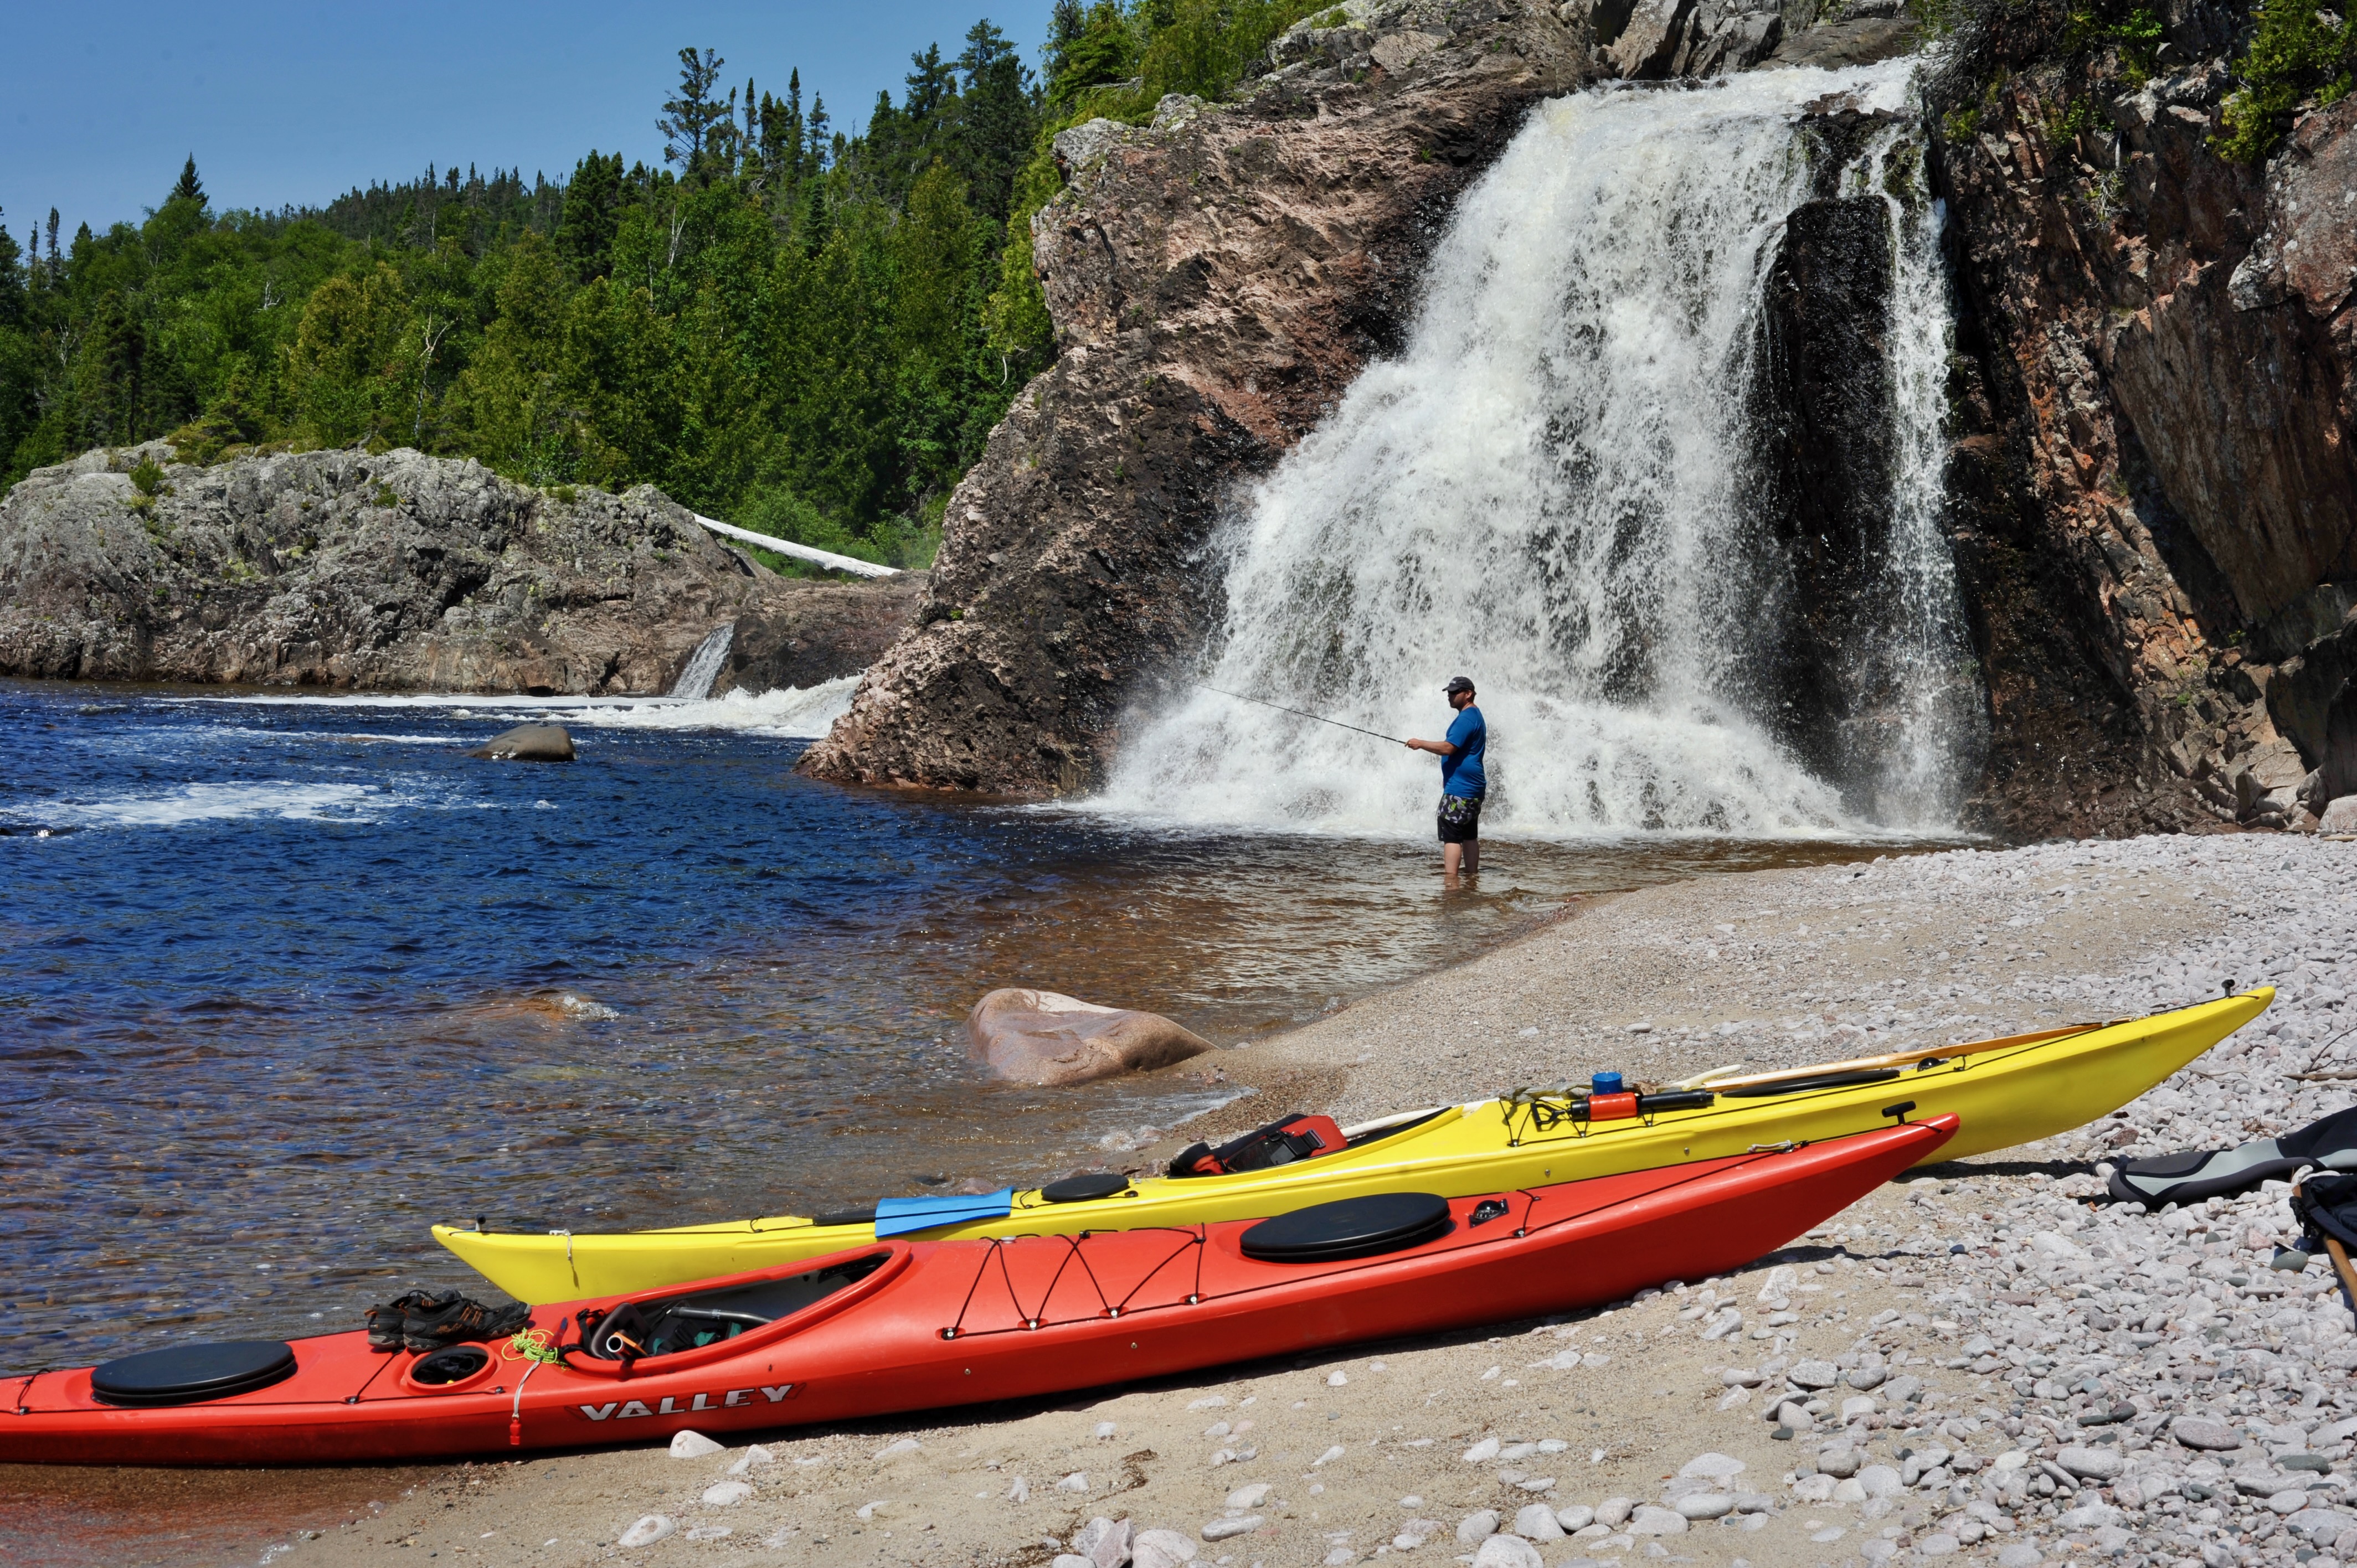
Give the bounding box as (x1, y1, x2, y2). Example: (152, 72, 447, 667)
(1881, 1100, 1917, 1123)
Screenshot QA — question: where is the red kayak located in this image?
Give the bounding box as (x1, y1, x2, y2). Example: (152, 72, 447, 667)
(0, 1115, 1952, 1464)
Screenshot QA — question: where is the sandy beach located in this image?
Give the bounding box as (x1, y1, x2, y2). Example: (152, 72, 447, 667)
(118, 833, 2357, 1567)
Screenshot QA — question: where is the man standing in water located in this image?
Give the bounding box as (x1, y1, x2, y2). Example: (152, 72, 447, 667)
(1407, 675, 1485, 879)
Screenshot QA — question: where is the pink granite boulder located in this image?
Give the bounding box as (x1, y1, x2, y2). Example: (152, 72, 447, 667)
(965, 988, 1213, 1086)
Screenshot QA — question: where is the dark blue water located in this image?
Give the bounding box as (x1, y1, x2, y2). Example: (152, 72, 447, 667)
(0, 678, 1883, 1375)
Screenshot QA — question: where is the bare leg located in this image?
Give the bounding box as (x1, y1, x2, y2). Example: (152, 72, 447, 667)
(1463, 837, 1480, 875)
(1442, 842, 1463, 879)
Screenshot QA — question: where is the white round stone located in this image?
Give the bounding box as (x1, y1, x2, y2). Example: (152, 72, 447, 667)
(1472, 1535, 1546, 1568)
(1515, 1503, 1567, 1539)
(618, 1515, 676, 1548)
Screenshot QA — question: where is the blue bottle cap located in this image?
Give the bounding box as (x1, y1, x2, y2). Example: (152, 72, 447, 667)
(1591, 1072, 1624, 1096)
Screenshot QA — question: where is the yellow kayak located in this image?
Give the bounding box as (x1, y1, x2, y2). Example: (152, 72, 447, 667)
(438, 989, 2268, 1301)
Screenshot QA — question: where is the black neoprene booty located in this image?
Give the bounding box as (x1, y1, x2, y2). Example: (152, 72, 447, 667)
(2108, 1105, 2357, 1206)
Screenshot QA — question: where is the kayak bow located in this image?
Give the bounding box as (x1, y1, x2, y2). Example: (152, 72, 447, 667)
(437, 991, 2265, 1302)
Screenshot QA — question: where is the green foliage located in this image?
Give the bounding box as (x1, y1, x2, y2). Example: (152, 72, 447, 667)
(2061, 0, 2162, 77)
(128, 459, 168, 497)
(3, 8, 1310, 561)
(2045, 92, 2101, 146)
(0, 29, 1056, 565)
(2219, 0, 2354, 162)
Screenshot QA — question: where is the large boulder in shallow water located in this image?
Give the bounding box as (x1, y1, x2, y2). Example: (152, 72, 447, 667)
(471, 724, 574, 762)
(966, 988, 1213, 1086)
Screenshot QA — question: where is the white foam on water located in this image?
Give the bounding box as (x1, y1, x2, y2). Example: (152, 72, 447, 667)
(1093, 61, 1975, 843)
(557, 679, 858, 739)
(668, 625, 737, 700)
(25, 781, 388, 828)
(183, 677, 860, 740)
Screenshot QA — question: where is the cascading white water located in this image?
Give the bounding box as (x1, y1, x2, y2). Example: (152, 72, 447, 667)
(1870, 117, 1984, 826)
(1095, 61, 1980, 839)
(668, 625, 736, 700)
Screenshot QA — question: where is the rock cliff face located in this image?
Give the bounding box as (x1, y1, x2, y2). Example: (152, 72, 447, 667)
(811, 0, 2357, 843)
(0, 443, 919, 694)
(800, 0, 1594, 793)
(1927, 28, 2357, 833)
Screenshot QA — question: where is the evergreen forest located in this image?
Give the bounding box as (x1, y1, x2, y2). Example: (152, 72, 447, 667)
(0, 0, 1322, 568)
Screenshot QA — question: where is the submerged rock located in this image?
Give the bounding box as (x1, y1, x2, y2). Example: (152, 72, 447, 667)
(471, 724, 574, 762)
(966, 988, 1213, 1086)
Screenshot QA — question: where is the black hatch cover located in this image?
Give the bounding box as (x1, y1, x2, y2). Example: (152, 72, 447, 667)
(1240, 1193, 1453, 1263)
(91, 1340, 298, 1407)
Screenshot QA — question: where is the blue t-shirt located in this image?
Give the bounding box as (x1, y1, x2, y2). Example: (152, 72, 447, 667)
(1440, 705, 1486, 798)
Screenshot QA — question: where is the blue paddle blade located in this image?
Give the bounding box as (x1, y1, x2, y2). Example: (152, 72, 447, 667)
(872, 1188, 1016, 1239)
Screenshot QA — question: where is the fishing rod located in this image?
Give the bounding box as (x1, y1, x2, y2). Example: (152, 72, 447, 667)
(1202, 685, 1408, 745)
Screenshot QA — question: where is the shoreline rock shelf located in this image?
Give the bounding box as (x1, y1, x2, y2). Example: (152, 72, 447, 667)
(0, 442, 922, 695)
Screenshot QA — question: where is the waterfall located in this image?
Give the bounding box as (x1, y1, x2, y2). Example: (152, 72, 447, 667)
(1094, 60, 1982, 839)
(668, 625, 736, 700)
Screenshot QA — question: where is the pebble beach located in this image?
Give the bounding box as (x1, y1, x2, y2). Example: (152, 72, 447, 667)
(252, 833, 2357, 1568)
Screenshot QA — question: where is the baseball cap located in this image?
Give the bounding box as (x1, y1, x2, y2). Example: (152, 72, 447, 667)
(1444, 675, 1475, 697)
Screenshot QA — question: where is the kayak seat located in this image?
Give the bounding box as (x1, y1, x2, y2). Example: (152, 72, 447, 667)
(1720, 1068, 1901, 1098)
(1042, 1173, 1131, 1203)
(584, 1253, 889, 1361)
(90, 1340, 297, 1408)
(411, 1346, 491, 1386)
(1170, 1114, 1349, 1179)
(1241, 1193, 1453, 1263)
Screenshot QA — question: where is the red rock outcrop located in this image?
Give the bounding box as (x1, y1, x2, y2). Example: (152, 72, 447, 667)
(965, 987, 1214, 1087)
(799, 1, 1593, 794)
(1930, 46, 2357, 834)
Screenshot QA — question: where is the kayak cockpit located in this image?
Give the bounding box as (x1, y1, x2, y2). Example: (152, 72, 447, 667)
(580, 1252, 892, 1363)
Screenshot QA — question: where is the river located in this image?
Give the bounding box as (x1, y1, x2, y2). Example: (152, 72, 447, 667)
(0, 677, 1891, 1387)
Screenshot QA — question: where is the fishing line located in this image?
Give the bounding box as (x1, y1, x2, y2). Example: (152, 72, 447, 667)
(1202, 686, 1408, 745)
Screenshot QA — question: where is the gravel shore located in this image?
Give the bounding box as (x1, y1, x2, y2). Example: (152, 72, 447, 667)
(258, 835, 2357, 1568)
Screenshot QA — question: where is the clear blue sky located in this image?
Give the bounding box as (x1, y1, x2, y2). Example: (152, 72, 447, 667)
(2, 2, 1060, 244)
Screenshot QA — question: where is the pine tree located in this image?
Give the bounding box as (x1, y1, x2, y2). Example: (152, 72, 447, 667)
(171, 155, 205, 207)
(557, 151, 623, 282)
(0, 208, 23, 327)
(1046, 0, 1088, 73)
(806, 95, 832, 178)
(956, 20, 1038, 224)
(658, 47, 733, 184)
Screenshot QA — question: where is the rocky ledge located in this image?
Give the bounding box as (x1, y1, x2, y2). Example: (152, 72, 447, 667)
(0, 443, 920, 694)
(800, 0, 1593, 792)
(805, 0, 2357, 844)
